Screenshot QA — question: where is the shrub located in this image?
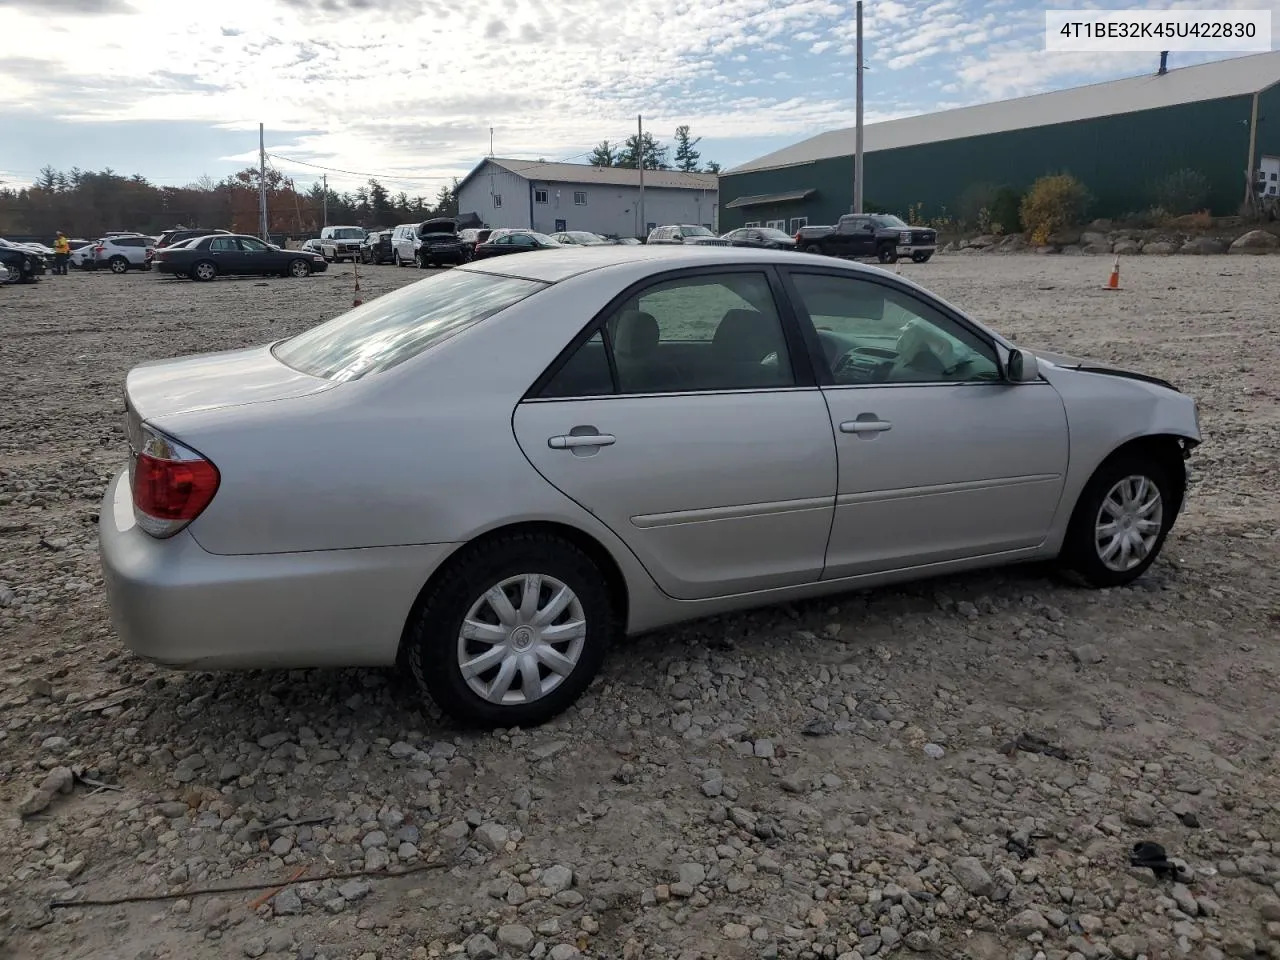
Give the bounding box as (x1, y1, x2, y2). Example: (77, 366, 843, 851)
(1020, 174, 1089, 244)
(990, 187, 1024, 234)
(1152, 168, 1210, 216)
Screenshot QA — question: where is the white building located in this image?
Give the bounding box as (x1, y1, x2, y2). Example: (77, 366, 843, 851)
(455, 158, 719, 239)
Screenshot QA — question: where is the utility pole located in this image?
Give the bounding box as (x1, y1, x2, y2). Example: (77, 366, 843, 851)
(637, 114, 646, 239)
(489, 127, 494, 157)
(854, 0, 864, 214)
(322, 174, 328, 228)
(258, 122, 269, 241)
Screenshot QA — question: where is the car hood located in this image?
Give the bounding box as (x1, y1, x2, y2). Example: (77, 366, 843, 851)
(1035, 349, 1180, 392)
(126, 343, 338, 424)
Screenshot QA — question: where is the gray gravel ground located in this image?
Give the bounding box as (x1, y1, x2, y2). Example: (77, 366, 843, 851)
(1, 255, 1278, 960)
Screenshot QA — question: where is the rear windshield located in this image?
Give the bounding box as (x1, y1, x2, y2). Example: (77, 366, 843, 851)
(272, 268, 547, 382)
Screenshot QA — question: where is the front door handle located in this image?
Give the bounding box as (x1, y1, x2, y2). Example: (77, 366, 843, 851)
(548, 433, 616, 450)
(840, 418, 892, 434)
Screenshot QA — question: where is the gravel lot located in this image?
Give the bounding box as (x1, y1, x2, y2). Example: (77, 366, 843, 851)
(1, 255, 1278, 960)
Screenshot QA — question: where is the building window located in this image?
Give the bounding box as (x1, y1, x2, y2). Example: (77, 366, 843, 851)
(574, 191, 587, 205)
(790, 217, 808, 232)
(766, 219, 785, 230)
(744, 221, 761, 227)
(534, 189, 549, 204)
(493, 194, 503, 208)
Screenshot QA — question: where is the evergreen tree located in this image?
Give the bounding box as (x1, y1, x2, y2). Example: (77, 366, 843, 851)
(588, 141, 616, 167)
(673, 125, 701, 172)
(615, 133, 670, 170)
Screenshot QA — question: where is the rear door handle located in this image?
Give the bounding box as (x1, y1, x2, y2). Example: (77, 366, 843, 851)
(840, 419, 892, 434)
(548, 433, 616, 450)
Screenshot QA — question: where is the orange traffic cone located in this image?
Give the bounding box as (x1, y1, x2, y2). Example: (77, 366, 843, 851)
(1105, 255, 1120, 290)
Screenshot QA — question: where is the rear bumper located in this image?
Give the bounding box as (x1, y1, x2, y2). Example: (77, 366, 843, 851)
(98, 470, 459, 670)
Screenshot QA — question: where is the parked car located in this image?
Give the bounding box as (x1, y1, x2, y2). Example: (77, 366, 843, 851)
(613, 237, 642, 246)
(797, 214, 937, 264)
(319, 226, 366, 262)
(70, 240, 100, 270)
(458, 228, 492, 256)
(300, 239, 323, 256)
(360, 230, 395, 264)
(646, 224, 728, 246)
(470, 230, 564, 259)
(550, 231, 611, 247)
(92, 235, 155, 273)
(721, 226, 799, 250)
(0, 238, 45, 283)
(97, 246, 1201, 729)
(391, 219, 468, 268)
(153, 233, 328, 281)
(156, 228, 230, 249)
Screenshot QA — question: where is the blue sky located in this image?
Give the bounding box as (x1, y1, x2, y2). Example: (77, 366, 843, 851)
(0, 0, 1276, 196)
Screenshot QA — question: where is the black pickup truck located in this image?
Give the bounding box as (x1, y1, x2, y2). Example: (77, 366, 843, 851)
(795, 213, 936, 264)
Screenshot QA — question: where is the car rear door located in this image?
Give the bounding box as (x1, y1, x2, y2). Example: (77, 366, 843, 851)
(780, 267, 1069, 578)
(512, 266, 837, 601)
(207, 236, 245, 272)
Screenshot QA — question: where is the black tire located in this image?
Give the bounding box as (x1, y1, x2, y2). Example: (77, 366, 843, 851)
(804, 243, 822, 254)
(911, 252, 933, 263)
(288, 258, 311, 278)
(1060, 452, 1177, 588)
(109, 256, 130, 274)
(404, 533, 618, 729)
(877, 244, 898, 264)
(393, 251, 402, 267)
(191, 260, 218, 282)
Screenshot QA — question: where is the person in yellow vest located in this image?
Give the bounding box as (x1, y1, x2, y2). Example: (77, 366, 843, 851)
(53, 232, 71, 275)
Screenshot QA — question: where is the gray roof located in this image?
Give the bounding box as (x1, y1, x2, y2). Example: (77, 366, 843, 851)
(458, 158, 718, 192)
(725, 189, 816, 209)
(728, 51, 1280, 176)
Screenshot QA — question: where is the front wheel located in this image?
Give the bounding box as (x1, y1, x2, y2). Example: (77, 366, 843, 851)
(404, 533, 617, 728)
(1060, 453, 1176, 588)
(288, 258, 311, 278)
(109, 256, 129, 274)
(911, 252, 933, 263)
(191, 260, 218, 282)
(804, 243, 823, 254)
(877, 244, 898, 264)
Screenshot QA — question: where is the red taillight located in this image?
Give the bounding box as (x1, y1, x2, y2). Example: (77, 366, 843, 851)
(94, 245, 105, 253)
(129, 425, 219, 538)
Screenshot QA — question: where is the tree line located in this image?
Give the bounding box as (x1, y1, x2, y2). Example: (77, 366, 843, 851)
(588, 125, 721, 174)
(0, 165, 461, 240)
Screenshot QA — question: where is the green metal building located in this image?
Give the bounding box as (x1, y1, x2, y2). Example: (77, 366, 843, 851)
(720, 52, 1280, 232)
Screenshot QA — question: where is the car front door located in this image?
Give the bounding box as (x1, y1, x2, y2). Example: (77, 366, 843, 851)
(236, 236, 279, 273)
(782, 267, 1069, 578)
(512, 267, 837, 601)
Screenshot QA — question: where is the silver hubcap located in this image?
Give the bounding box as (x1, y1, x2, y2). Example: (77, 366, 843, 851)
(291, 261, 307, 276)
(1095, 474, 1163, 572)
(457, 574, 586, 706)
(196, 264, 214, 280)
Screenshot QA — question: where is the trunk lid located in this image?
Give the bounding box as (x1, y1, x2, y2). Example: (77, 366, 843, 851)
(124, 344, 338, 426)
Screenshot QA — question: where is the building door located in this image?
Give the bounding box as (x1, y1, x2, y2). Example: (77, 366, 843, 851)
(555, 219, 567, 232)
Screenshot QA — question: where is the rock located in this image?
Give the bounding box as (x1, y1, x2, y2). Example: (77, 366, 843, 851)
(530, 740, 567, 761)
(17, 787, 53, 816)
(272, 888, 302, 916)
(677, 863, 706, 886)
(1172, 882, 1199, 916)
(923, 743, 945, 759)
(723, 923, 750, 939)
(1179, 236, 1228, 255)
(361, 830, 388, 850)
(1229, 228, 1280, 253)
(548, 947, 580, 960)
(389, 741, 417, 759)
(1008, 909, 1049, 936)
(1143, 239, 1180, 254)
(541, 864, 574, 894)
(753, 739, 775, 759)
(465, 934, 499, 960)
(905, 929, 933, 951)
(950, 856, 993, 897)
(1257, 895, 1280, 922)
(497, 924, 535, 952)
(1108, 934, 1146, 959)
(1071, 644, 1103, 665)
(474, 823, 508, 851)
(1113, 239, 1142, 255)
(269, 836, 293, 857)
(1221, 932, 1255, 957)
(1124, 802, 1156, 827)
(339, 880, 372, 902)
(243, 938, 267, 958)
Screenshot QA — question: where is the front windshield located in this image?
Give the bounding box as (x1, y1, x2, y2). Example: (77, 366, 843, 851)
(872, 215, 909, 229)
(683, 226, 714, 237)
(529, 232, 561, 245)
(273, 268, 547, 381)
(759, 228, 793, 240)
(570, 232, 605, 244)
(331, 228, 364, 239)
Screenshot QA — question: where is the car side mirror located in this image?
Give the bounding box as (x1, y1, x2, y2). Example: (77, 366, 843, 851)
(1006, 348, 1040, 383)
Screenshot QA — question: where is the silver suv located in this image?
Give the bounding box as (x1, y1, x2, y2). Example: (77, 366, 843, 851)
(646, 224, 727, 246)
(91, 234, 155, 273)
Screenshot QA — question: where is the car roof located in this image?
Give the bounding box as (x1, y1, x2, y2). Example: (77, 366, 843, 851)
(456, 244, 891, 284)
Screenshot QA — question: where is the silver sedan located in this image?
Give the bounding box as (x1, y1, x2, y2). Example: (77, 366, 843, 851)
(99, 246, 1202, 727)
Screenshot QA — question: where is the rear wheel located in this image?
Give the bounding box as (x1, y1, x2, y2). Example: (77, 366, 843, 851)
(109, 256, 129, 274)
(805, 243, 822, 254)
(288, 258, 311, 278)
(1060, 452, 1176, 588)
(393, 251, 402, 267)
(191, 260, 218, 282)
(911, 252, 933, 263)
(404, 533, 618, 728)
(877, 243, 898, 264)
